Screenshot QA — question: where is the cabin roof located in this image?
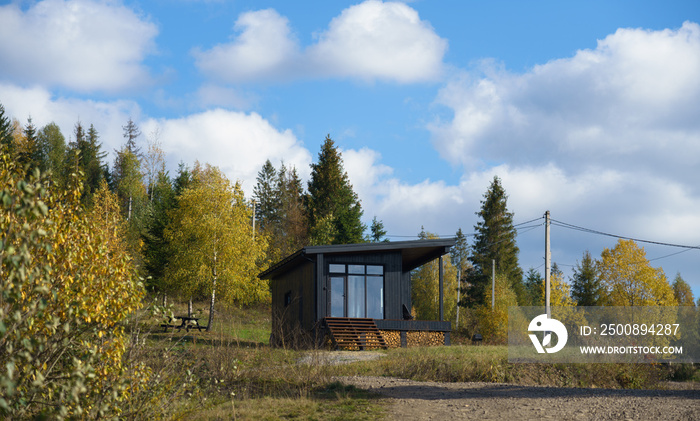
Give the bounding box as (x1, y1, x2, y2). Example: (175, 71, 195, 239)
(259, 238, 456, 280)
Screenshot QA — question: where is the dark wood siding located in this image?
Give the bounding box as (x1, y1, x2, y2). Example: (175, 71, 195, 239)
(375, 319, 451, 332)
(271, 259, 315, 333)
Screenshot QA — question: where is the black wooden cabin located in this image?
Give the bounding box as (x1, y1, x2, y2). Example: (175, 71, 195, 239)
(259, 238, 455, 349)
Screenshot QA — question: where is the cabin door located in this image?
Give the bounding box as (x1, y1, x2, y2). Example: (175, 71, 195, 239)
(330, 276, 345, 317)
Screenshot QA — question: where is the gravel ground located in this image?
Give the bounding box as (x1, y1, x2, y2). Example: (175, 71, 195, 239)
(297, 350, 386, 365)
(338, 376, 700, 420)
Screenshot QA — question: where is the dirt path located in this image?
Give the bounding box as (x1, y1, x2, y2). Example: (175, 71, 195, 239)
(339, 376, 700, 420)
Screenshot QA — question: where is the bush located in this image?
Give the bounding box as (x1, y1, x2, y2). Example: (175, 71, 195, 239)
(0, 158, 146, 418)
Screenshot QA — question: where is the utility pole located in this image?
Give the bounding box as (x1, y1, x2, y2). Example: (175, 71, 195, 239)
(492, 259, 495, 310)
(439, 256, 444, 322)
(456, 269, 461, 328)
(545, 210, 551, 319)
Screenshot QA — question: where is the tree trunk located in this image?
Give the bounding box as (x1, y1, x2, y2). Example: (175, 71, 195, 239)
(188, 297, 193, 317)
(207, 280, 216, 332)
(207, 252, 217, 332)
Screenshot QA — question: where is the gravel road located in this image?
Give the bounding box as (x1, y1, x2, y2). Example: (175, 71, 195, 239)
(338, 376, 699, 420)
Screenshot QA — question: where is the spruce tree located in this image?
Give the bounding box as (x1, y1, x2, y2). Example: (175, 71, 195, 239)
(524, 267, 544, 306)
(671, 273, 694, 306)
(143, 170, 176, 294)
(570, 250, 602, 306)
(306, 135, 365, 245)
(22, 117, 40, 170)
(369, 216, 387, 242)
(82, 124, 107, 200)
(0, 103, 14, 155)
(253, 159, 280, 231)
(276, 163, 308, 255)
(122, 117, 142, 156)
(466, 176, 523, 306)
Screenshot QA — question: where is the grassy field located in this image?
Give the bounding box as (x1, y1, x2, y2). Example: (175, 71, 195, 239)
(134, 299, 698, 419)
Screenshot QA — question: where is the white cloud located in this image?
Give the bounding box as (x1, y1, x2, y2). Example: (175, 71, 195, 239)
(0, 0, 157, 92)
(142, 109, 312, 194)
(193, 0, 447, 84)
(193, 9, 300, 82)
(195, 83, 259, 109)
(307, 0, 447, 82)
(424, 22, 700, 280)
(431, 22, 700, 178)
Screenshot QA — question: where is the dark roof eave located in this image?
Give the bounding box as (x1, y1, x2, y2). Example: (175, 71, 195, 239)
(258, 238, 456, 280)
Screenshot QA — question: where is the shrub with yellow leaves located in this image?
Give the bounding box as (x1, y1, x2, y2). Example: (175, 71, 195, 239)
(0, 155, 146, 419)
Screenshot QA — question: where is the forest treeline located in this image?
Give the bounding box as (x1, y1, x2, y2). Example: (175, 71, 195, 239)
(0, 103, 390, 316)
(2, 102, 696, 319)
(1, 102, 697, 416)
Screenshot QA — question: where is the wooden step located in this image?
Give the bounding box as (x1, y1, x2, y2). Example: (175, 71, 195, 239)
(324, 317, 388, 350)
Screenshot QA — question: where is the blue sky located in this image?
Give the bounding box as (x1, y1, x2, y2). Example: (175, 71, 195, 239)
(1, 0, 700, 298)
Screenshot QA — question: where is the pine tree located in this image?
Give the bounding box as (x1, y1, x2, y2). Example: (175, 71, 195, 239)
(570, 250, 602, 306)
(466, 176, 523, 306)
(306, 135, 365, 245)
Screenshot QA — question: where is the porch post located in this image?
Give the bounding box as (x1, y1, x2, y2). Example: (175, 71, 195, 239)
(439, 255, 444, 322)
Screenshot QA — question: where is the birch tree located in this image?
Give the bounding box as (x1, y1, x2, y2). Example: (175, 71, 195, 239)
(165, 163, 268, 330)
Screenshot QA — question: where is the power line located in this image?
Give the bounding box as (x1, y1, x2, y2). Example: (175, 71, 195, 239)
(550, 218, 700, 250)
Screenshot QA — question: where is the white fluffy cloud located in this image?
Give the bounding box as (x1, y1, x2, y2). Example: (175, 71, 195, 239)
(142, 110, 312, 194)
(431, 22, 700, 178)
(0, 0, 157, 92)
(194, 0, 447, 83)
(306, 0, 447, 82)
(194, 9, 300, 82)
(0, 85, 311, 195)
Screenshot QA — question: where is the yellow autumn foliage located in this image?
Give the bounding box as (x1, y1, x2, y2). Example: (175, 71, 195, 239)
(0, 156, 146, 419)
(474, 273, 518, 344)
(598, 239, 677, 307)
(165, 163, 269, 329)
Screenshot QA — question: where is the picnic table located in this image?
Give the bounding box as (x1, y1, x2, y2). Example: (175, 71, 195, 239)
(161, 316, 207, 332)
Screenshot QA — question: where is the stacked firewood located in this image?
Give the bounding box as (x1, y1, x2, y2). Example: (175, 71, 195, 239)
(406, 331, 444, 347)
(380, 330, 401, 348)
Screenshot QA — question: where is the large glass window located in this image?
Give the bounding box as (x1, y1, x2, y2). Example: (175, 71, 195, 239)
(328, 264, 384, 318)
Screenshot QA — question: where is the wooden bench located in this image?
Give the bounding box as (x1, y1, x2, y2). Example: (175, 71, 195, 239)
(161, 316, 207, 332)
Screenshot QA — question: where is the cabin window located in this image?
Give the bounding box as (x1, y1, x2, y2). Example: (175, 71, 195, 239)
(328, 264, 384, 319)
(284, 291, 292, 307)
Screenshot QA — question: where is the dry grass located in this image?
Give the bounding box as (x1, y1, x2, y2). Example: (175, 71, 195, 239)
(123, 298, 697, 419)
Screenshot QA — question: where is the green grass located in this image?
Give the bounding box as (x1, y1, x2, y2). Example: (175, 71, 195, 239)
(131, 298, 697, 419)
